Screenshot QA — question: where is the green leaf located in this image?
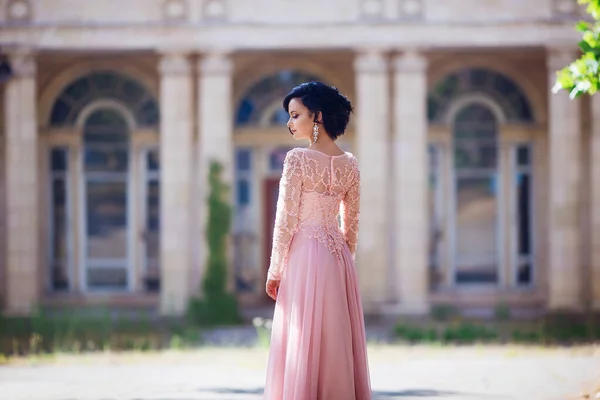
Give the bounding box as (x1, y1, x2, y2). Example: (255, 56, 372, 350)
(576, 21, 591, 32)
(579, 40, 594, 53)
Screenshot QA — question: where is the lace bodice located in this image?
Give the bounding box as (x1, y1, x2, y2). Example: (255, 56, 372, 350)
(267, 147, 361, 281)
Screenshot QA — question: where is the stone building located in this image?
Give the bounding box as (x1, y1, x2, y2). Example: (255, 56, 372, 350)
(0, 0, 598, 317)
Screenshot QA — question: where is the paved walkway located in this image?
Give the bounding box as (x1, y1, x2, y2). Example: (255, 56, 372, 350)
(0, 345, 598, 400)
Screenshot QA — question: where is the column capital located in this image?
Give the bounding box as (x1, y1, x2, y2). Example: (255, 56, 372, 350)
(546, 46, 579, 71)
(7, 48, 36, 78)
(158, 52, 192, 76)
(394, 50, 428, 73)
(353, 48, 389, 74)
(197, 52, 233, 75)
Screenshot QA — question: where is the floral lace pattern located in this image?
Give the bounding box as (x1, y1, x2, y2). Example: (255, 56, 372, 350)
(267, 148, 361, 281)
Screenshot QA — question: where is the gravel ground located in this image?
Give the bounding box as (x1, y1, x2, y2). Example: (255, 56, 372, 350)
(0, 345, 598, 400)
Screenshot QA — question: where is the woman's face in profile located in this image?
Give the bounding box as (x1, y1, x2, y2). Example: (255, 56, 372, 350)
(287, 98, 314, 142)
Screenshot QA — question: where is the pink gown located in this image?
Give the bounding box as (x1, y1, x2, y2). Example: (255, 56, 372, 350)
(264, 147, 372, 400)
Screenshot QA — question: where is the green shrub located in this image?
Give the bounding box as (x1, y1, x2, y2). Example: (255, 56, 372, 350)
(511, 329, 541, 343)
(540, 313, 592, 343)
(442, 322, 498, 343)
(393, 324, 438, 343)
(187, 160, 241, 326)
(430, 305, 458, 321)
(493, 303, 511, 321)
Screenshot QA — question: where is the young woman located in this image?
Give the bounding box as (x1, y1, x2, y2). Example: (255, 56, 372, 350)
(264, 82, 372, 400)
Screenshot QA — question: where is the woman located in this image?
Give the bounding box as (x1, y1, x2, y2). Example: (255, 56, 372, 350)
(264, 82, 372, 400)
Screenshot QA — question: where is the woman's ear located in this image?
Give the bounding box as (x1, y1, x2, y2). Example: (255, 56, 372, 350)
(313, 111, 323, 124)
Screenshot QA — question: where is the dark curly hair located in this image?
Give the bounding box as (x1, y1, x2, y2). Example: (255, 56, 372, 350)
(283, 81, 353, 141)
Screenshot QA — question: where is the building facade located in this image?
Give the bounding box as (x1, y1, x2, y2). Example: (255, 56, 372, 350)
(0, 0, 599, 317)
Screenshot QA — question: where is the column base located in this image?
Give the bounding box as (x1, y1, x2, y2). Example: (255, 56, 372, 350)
(159, 291, 189, 316)
(2, 306, 34, 317)
(546, 303, 586, 314)
(380, 302, 430, 317)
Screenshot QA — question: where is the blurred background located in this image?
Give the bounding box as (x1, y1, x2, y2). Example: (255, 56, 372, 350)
(0, 0, 599, 371)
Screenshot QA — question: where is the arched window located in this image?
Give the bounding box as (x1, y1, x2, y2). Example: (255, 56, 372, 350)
(428, 68, 533, 124)
(452, 104, 499, 284)
(235, 70, 324, 127)
(50, 71, 159, 127)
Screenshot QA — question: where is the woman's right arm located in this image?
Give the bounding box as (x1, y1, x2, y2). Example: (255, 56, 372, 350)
(266, 149, 303, 281)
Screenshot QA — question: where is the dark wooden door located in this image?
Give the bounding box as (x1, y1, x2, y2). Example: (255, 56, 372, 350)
(263, 178, 281, 281)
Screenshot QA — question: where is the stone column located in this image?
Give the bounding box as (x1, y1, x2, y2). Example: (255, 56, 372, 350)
(354, 49, 390, 312)
(547, 48, 583, 311)
(196, 52, 234, 294)
(392, 50, 429, 315)
(4, 50, 39, 315)
(591, 94, 600, 310)
(158, 53, 194, 315)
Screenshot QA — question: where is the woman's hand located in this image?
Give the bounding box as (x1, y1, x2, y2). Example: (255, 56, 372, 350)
(266, 278, 280, 301)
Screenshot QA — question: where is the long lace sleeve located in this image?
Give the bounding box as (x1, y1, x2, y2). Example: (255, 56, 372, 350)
(267, 149, 303, 281)
(341, 161, 360, 259)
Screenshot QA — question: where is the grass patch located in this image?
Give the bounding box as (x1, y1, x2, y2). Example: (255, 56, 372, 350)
(0, 307, 204, 358)
(392, 313, 600, 345)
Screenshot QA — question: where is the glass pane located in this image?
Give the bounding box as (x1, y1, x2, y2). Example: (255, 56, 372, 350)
(147, 149, 160, 171)
(146, 180, 160, 261)
(64, 78, 90, 102)
(122, 79, 145, 102)
(138, 100, 159, 126)
(517, 173, 531, 256)
(469, 68, 489, 87)
(236, 149, 251, 171)
(428, 146, 442, 276)
(517, 146, 530, 167)
(87, 267, 127, 289)
(455, 177, 498, 284)
(84, 149, 128, 172)
(84, 109, 128, 131)
(427, 96, 439, 121)
(86, 180, 128, 259)
(512, 94, 533, 122)
(51, 178, 69, 291)
(454, 104, 498, 170)
(454, 105, 496, 138)
(454, 142, 497, 169)
(50, 148, 68, 172)
(89, 72, 118, 93)
(51, 262, 69, 291)
(237, 179, 250, 206)
(236, 99, 254, 125)
(50, 99, 71, 125)
(517, 263, 532, 285)
(492, 75, 516, 98)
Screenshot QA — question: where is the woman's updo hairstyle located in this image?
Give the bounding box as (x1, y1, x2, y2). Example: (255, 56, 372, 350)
(283, 81, 354, 141)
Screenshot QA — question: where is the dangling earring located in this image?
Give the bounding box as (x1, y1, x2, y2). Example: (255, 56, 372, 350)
(312, 123, 319, 144)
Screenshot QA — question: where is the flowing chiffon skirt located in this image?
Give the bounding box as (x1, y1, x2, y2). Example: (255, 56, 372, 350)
(264, 230, 372, 400)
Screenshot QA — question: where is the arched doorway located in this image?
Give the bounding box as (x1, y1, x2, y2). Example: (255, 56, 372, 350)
(46, 71, 160, 294)
(82, 109, 131, 290)
(232, 70, 332, 299)
(452, 104, 499, 284)
(428, 67, 536, 289)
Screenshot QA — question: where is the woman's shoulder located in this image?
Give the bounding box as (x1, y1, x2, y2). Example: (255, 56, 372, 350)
(345, 152, 359, 168)
(284, 147, 304, 161)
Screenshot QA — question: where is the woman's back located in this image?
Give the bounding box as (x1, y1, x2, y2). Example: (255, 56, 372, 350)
(270, 147, 361, 272)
